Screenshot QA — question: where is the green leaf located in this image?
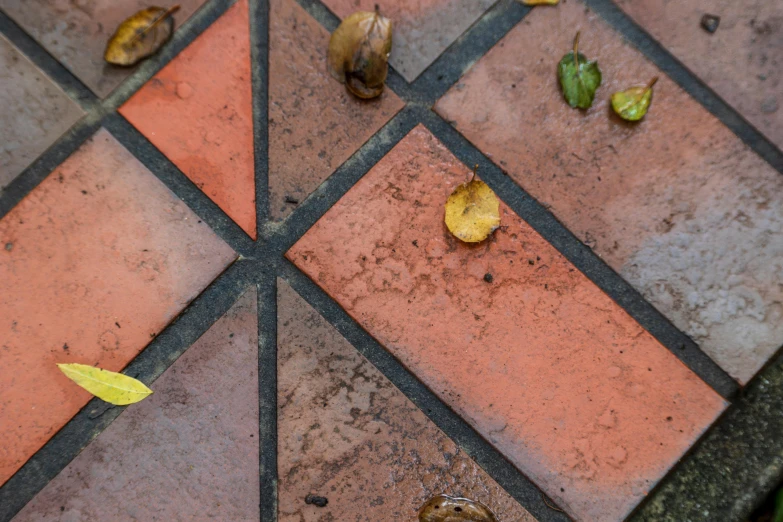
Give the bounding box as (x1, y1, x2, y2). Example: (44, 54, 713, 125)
(611, 77, 658, 121)
(558, 32, 602, 110)
(774, 487, 783, 522)
(57, 363, 153, 405)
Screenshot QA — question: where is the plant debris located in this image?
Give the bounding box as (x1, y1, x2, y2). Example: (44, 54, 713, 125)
(105, 5, 180, 66)
(519, 0, 559, 5)
(700, 14, 720, 34)
(304, 494, 328, 508)
(611, 77, 658, 121)
(558, 32, 602, 110)
(57, 363, 153, 405)
(327, 7, 392, 99)
(418, 494, 498, 522)
(444, 167, 501, 243)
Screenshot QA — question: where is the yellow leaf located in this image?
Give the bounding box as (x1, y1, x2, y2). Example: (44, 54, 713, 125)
(444, 173, 501, 243)
(611, 77, 658, 121)
(519, 0, 559, 5)
(104, 5, 180, 66)
(57, 363, 153, 405)
(419, 494, 498, 522)
(327, 7, 392, 99)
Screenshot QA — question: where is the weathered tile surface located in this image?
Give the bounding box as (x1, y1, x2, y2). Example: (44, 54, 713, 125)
(268, 0, 403, 220)
(0, 0, 209, 98)
(277, 279, 536, 522)
(435, 0, 783, 384)
(617, 0, 782, 151)
(287, 126, 726, 522)
(0, 128, 236, 487)
(322, 0, 495, 81)
(120, 0, 256, 238)
(0, 35, 83, 190)
(13, 288, 259, 521)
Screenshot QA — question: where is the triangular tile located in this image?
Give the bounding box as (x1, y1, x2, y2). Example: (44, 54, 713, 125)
(120, 0, 256, 238)
(14, 288, 259, 520)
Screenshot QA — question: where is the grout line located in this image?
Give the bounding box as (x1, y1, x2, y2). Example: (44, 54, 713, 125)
(419, 109, 739, 399)
(251, 0, 271, 233)
(279, 259, 573, 522)
(257, 271, 279, 522)
(582, 0, 783, 175)
(0, 261, 254, 522)
(103, 113, 257, 257)
(0, 10, 98, 110)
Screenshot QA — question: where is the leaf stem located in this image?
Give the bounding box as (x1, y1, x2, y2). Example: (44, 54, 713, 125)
(573, 31, 580, 68)
(647, 76, 659, 89)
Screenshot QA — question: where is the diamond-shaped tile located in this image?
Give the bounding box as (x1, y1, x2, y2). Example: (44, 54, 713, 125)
(14, 289, 258, 520)
(287, 125, 726, 522)
(617, 0, 782, 151)
(0, 128, 236, 486)
(277, 280, 536, 521)
(120, 0, 256, 238)
(0, 35, 83, 190)
(0, 0, 210, 97)
(268, 0, 403, 220)
(321, 0, 495, 81)
(435, 0, 783, 384)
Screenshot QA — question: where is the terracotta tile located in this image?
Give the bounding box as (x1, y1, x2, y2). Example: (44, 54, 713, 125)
(277, 279, 537, 522)
(617, 0, 783, 151)
(287, 126, 727, 522)
(268, 0, 403, 220)
(0, 0, 209, 98)
(434, 0, 783, 384)
(13, 288, 259, 521)
(322, 0, 495, 81)
(0, 35, 84, 190)
(120, 0, 256, 238)
(0, 128, 236, 486)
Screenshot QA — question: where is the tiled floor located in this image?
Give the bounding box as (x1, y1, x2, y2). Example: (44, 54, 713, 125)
(1, 0, 782, 521)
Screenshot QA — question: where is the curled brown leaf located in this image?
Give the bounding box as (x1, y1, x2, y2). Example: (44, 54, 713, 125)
(105, 5, 180, 66)
(327, 7, 392, 99)
(419, 495, 499, 522)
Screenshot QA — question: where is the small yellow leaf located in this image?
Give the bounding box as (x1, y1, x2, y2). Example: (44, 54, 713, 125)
(611, 77, 658, 121)
(419, 494, 498, 522)
(444, 173, 501, 243)
(519, 0, 559, 5)
(57, 363, 153, 405)
(104, 5, 180, 66)
(327, 7, 392, 99)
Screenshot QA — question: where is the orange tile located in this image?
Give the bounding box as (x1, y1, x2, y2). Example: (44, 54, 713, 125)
(435, 0, 783, 384)
(0, 128, 236, 486)
(322, 0, 495, 81)
(277, 280, 536, 522)
(120, 0, 256, 238)
(268, 0, 403, 220)
(287, 126, 726, 521)
(14, 289, 258, 520)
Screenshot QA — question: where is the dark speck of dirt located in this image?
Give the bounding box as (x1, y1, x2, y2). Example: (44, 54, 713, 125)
(483, 273, 493, 283)
(63, 343, 69, 351)
(115, 322, 121, 328)
(229, 333, 234, 338)
(412, 240, 419, 247)
(285, 196, 299, 205)
(701, 14, 720, 33)
(305, 494, 328, 508)
(81, 190, 88, 195)
(4, 242, 12, 252)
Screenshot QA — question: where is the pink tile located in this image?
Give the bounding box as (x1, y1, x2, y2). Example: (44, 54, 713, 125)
(13, 288, 259, 520)
(268, 0, 403, 220)
(435, 0, 783, 384)
(0, 128, 236, 486)
(120, 0, 257, 238)
(287, 125, 726, 521)
(277, 279, 537, 522)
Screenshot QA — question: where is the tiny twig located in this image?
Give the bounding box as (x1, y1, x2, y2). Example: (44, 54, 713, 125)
(541, 494, 565, 513)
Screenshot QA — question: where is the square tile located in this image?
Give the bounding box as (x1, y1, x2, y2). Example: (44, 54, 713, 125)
(0, 0, 210, 97)
(0, 35, 83, 190)
(287, 125, 726, 521)
(0, 128, 235, 486)
(435, 0, 783, 384)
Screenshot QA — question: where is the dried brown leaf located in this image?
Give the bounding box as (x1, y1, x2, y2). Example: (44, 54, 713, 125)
(105, 5, 180, 66)
(327, 8, 392, 99)
(419, 495, 499, 522)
